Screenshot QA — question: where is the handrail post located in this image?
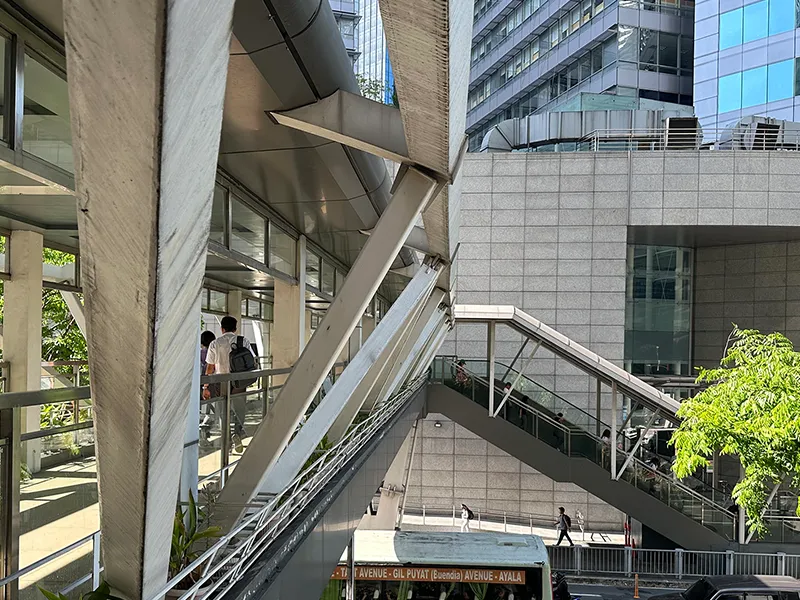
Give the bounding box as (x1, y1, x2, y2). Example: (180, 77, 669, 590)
(625, 545, 633, 577)
(503, 512, 507, 532)
(422, 505, 426, 526)
(452, 505, 456, 527)
(92, 531, 101, 588)
(575, 545, 582, 575)
(221, 381, 231, 484)
(778, 552, 786, 576)
(675, 548, 683, 579)
(726, 550, 735, 575)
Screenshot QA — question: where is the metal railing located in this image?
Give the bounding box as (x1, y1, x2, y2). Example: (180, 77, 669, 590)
(548, 543, 800, 581)
(148, 376, 426, 600)
(430, 358, 737, 540)
(573, 127, 800, 153)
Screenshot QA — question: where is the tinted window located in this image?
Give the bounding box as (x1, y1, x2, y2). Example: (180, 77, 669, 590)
(743, 1, 768, 43)
(768, 59, 794, 102)
(683, 579, 716, 600)
(742, 65, 767, 108)
(720, 8, 743, 49)
(718, 72, 742, 114)
(769, 0, 795, 35)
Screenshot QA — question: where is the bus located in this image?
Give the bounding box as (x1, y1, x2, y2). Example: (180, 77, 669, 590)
(321, 530, 553, 600)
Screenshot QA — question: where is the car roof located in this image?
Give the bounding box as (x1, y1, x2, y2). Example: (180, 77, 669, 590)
(706, 576, 800, 592)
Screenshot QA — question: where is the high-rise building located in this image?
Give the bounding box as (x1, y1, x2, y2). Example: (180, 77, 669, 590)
(466, 0, 696, 150)
(330, 0, 361, 66)
(694, 0, 799, 131)
(357, 0, 394, 103)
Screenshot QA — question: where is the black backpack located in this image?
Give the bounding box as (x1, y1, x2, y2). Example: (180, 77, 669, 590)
(229, 335, 257, 388)
(467, 508, 475, 520)
(564, 514, 572, 529)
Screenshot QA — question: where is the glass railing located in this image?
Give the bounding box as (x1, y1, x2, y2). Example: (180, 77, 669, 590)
(438, 357, 731, 509)
(430, 357, 736, 541)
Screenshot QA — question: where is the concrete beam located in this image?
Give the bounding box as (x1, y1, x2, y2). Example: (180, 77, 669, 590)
(59, 291, 86, 337)
(63, 0, 234, 596)
(215, 166, 442, 531)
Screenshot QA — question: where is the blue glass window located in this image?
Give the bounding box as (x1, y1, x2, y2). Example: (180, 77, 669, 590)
(769, 0, 795, 35)
(718, 72, 742, 113)
(742, 65, 767, 107)
(768, 59, 794, 102)
(744, 1, 768, 43)
(720, 8, 743, 49)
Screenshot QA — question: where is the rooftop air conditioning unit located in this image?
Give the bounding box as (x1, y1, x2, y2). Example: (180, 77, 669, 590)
(663, 117, 701, 149)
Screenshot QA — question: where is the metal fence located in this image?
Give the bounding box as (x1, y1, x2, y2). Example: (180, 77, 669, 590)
(548, 546, 800, 581)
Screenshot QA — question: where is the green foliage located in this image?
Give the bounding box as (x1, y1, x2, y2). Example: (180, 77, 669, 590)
(356, 74, 385, 102)
(171, 491, 223, 587)
(39, 580, 123, 600)
(468, 582, 489, 600)
(320, 579, 343, 600)
(671, 326, 800, 535)
(391, 85, 399, 108)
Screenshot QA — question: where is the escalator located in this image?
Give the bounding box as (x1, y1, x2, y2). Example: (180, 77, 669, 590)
(428, 358, 736, 550)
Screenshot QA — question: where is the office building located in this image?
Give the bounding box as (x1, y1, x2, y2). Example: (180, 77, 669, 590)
(694, 0, 800, 130)
(357, 0, 394, 103)
(467, 0, 695, 150)
(330, 0, 362, 65)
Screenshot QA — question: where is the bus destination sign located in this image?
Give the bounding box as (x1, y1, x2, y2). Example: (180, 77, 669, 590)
(331, 566, 525, 584)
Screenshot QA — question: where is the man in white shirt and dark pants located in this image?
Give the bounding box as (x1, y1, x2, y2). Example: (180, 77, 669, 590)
(202, 316, 254, 453)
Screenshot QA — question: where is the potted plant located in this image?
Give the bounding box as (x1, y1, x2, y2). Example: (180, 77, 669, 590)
(168, 490, 222, 598)
(39, 581, 122, 600)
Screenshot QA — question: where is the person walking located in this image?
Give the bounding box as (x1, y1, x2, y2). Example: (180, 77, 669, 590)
(199, 331, 218, 443)
(202, 316, 255, 454)
(555, 507, 574, 546)
(460, 503, 473, 532)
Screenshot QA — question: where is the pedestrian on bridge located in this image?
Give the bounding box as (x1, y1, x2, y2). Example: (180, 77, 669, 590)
(555, 507, 574, 546)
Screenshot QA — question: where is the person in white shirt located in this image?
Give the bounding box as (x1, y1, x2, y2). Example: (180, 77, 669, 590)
(460, 503, 472, 532)
(202, 316, 254, 453)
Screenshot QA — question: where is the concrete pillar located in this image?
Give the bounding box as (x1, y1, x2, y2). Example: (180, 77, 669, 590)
(227, 289, 243, 323)
(63, 0, 234, 596)
(273, 278, 302, 384)
(5, 230, 43, 473)
(362, 313, 377, 341)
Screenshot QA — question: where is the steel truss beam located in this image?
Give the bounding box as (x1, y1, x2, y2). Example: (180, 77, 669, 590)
(215, 166, 442, 531)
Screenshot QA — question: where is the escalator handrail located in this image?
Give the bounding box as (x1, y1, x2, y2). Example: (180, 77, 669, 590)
(435, 358, 734, 518)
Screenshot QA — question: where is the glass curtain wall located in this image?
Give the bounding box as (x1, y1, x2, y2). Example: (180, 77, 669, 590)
(624, 245, 693, 377)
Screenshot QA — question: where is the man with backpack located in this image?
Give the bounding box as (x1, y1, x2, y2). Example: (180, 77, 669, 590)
(202, 316, 256, 453)
(460, 503, 474, 532)
(555, 506, 574, 546)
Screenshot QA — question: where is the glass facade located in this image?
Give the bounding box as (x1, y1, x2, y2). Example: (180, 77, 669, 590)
(355, 0, 393, 102)
(624, 246, 693, 377)
(23, 51, 72, 173)
(695, 0, 800, 129)
(467, 0, 694, 149)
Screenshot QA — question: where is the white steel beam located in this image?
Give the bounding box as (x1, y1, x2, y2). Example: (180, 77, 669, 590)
(611, 382, 618, 478)
(493, 340, 541, 418)
(215, 166, 441, 530)
(259, 263, 438, 495)
(614, 410, 660, 480)
(487, 322, 496, 416)
(59, 291, 86, 337)
(410, 321, 449, 382)
(63, 0, 234, 595)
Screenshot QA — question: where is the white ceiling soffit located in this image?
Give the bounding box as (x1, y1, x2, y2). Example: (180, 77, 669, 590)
(379, 0, 472, 298)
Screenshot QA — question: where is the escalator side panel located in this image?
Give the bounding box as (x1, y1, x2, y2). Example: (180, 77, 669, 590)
(427, 384, 730, 551)
(226, 388, 426, 600)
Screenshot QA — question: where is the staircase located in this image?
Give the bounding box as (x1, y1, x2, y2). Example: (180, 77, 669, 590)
(428, 357, 736, 550)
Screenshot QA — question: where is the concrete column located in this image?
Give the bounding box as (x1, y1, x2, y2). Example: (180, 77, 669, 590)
(5, 230, 43, 473)
(297, 236, 308, 352)
(63, 0, 234, 596)
(227, 289, 243, 323)
(362, 313, 377, 341)
(273, 278, 302, 384)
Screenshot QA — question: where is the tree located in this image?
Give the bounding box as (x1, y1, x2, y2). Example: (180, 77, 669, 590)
(671, 326, 800, 536)
(356, 74, 385, 102)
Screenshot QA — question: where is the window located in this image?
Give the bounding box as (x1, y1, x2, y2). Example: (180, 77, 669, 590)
(307, 252, 321, 288)
(743, 1, 768, 43)
(208, 289, 227, 313)
(571, 7, 581, 32)
(719, 8, 743, 49)
(269, 222, 296, 276)
(230, 199, 266, 262)
(633, 277, 647, 298)
(550, 23, 559, 48)
(742, 65, 767, 108)
(652, 278, 676, 300)
(561, 15, 570, 40)
(23, 52, 72, 173)
(718, 72, 742, 113)
(769, 0, 794, 35)
(594, 0, 604, 15)
(679, 35, 693, 73)
(321, 261, 335, 295)
(768, 59, 794, 102)
(210, 185, 227, 244)
(659, 32, 678, 74)
(639, 29, 658, 71)
(582, 0, 593, 23)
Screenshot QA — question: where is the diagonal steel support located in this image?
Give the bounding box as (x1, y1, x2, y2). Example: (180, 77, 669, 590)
(259, 263, 438, 495)
(214, 167, 440, 530)
(614, 409, 659, 480)
(500, 338, 529, 383)
(493, 340, 541, 418)
(411, 321, 450, 381)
